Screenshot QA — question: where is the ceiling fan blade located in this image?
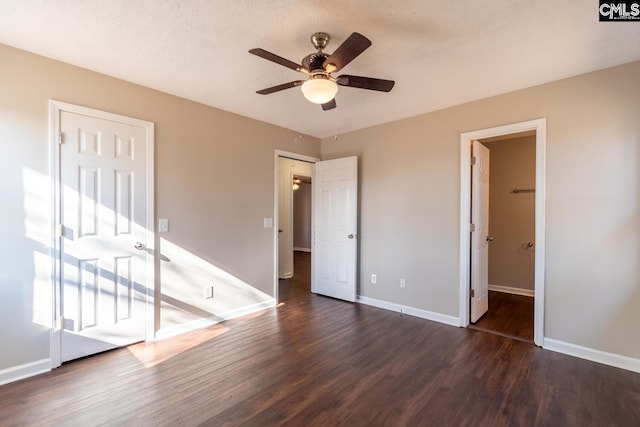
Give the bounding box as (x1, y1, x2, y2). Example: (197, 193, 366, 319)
(256, 81, 304, 95)
(323, 32, 371, 73)
(322, 99, 336, 111)
(249, 48, 309, 73)
(336, 75, 395, 92)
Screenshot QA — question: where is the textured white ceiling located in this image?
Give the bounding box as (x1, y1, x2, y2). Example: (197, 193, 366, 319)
(2, 1, 640, 138)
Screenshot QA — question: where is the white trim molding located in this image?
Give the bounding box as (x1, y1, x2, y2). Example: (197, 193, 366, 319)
(459, 118, 547, 346)
(544, 338, 640, 374)
(155, 299, 275, 341)
(357, 296, 460, 327)
(488, 284, 535, 297)
(0, 359, 51, 386)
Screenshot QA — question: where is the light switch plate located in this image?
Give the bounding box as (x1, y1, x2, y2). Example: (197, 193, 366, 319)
(263, 217, 273, 228)
(158, 218, 169, 233)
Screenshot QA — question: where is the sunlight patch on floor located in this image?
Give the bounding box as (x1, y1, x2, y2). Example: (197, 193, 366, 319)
(126, 323, 230, 368)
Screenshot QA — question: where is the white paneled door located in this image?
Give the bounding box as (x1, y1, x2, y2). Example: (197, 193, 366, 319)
(59, 109, 150, 362)
(313, 156, 358, 302)
(470, 140, 490, 322)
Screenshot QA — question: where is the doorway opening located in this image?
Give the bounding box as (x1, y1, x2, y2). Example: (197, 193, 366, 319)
(274, 152, 359, 304)
(469, 132, 536, 342)
(274, 151, 318, 303)
(459, 118, 546, 346)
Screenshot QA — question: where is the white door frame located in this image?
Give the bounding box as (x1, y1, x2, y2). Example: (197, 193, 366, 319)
(49, 100, 155, 368)
(459, 118, 546, 346)
(273, 150, 319, 302)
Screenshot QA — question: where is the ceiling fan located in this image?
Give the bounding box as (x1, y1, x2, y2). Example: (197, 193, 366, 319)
(249, 32, 395, 111)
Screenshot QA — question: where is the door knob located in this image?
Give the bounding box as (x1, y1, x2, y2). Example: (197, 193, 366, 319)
(134, 242, 146, 250)
(278, 229, 283, 233)
(348, 234, 354, 239)
(486, 236, 494, 242)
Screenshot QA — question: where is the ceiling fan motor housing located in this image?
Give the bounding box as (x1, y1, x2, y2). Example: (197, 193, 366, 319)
(302, 53, 330, 73)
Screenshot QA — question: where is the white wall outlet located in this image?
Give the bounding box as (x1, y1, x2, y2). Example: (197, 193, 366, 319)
(158, 218, 169, 233)
(371, 274, 377, 284)
(400, 278, 406, 289)
(204, 286, 214, 299)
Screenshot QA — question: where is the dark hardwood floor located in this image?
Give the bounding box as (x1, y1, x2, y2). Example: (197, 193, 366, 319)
(471, 291, 534, 342)
(277, 250, 311, 303)
(1, 252, 639, 426)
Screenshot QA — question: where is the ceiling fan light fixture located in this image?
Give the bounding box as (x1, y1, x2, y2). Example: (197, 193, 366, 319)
(251, 32, 393, 111)
(301, 76, 338, 104)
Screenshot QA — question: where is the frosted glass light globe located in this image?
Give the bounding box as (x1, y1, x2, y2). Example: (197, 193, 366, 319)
(301, 77, 338, 104)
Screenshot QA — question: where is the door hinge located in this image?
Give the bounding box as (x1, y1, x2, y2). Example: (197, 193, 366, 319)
(56, 224, 64, 237)
(470, 289, 475, 298)
(470, 223, 475, 232)
(471, 156, 476, 166)
(58, 133, 64, 144)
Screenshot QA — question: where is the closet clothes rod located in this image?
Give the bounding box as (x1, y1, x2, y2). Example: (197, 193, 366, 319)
(512, 188, 535, 193)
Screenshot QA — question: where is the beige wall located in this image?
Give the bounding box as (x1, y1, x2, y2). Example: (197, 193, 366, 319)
(2, 40, 639, 376)
(0, 44, 320, 371)
(293, 181, 312, 250)
(483, 136, 536, 291)
(321, 60, 640, 360)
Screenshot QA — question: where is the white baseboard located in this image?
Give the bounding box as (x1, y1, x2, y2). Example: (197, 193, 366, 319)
(293, 247, 311, 253)
(0, 358, 51, 386)
(544, 338, 640, 374)
(488, 284, 534, 297)
(155, 299, 275, 341)
(357, 295, 460, 327)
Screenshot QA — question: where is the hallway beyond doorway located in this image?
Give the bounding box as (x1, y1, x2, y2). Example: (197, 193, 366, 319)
(278, 251, 311, 303)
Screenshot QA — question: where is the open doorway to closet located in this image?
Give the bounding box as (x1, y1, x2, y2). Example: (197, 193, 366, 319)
(459, 118, 546, 346)
(470, 132, 536, 342)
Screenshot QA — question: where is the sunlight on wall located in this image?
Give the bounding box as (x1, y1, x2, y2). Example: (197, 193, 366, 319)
(21, 164, 274, 352)
(22, 168, 52, 328)
(57, 176, 149, 348)
(159, 238, 273, 331)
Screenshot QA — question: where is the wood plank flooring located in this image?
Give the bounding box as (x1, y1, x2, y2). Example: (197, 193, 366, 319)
(1, 252, 639, 426)
(471, 291, 534, 342)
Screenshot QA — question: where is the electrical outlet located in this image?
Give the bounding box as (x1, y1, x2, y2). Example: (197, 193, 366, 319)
(371, 274, 377, 284)
(400, 278, 406, 289)
(204, 286, 214, 299)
